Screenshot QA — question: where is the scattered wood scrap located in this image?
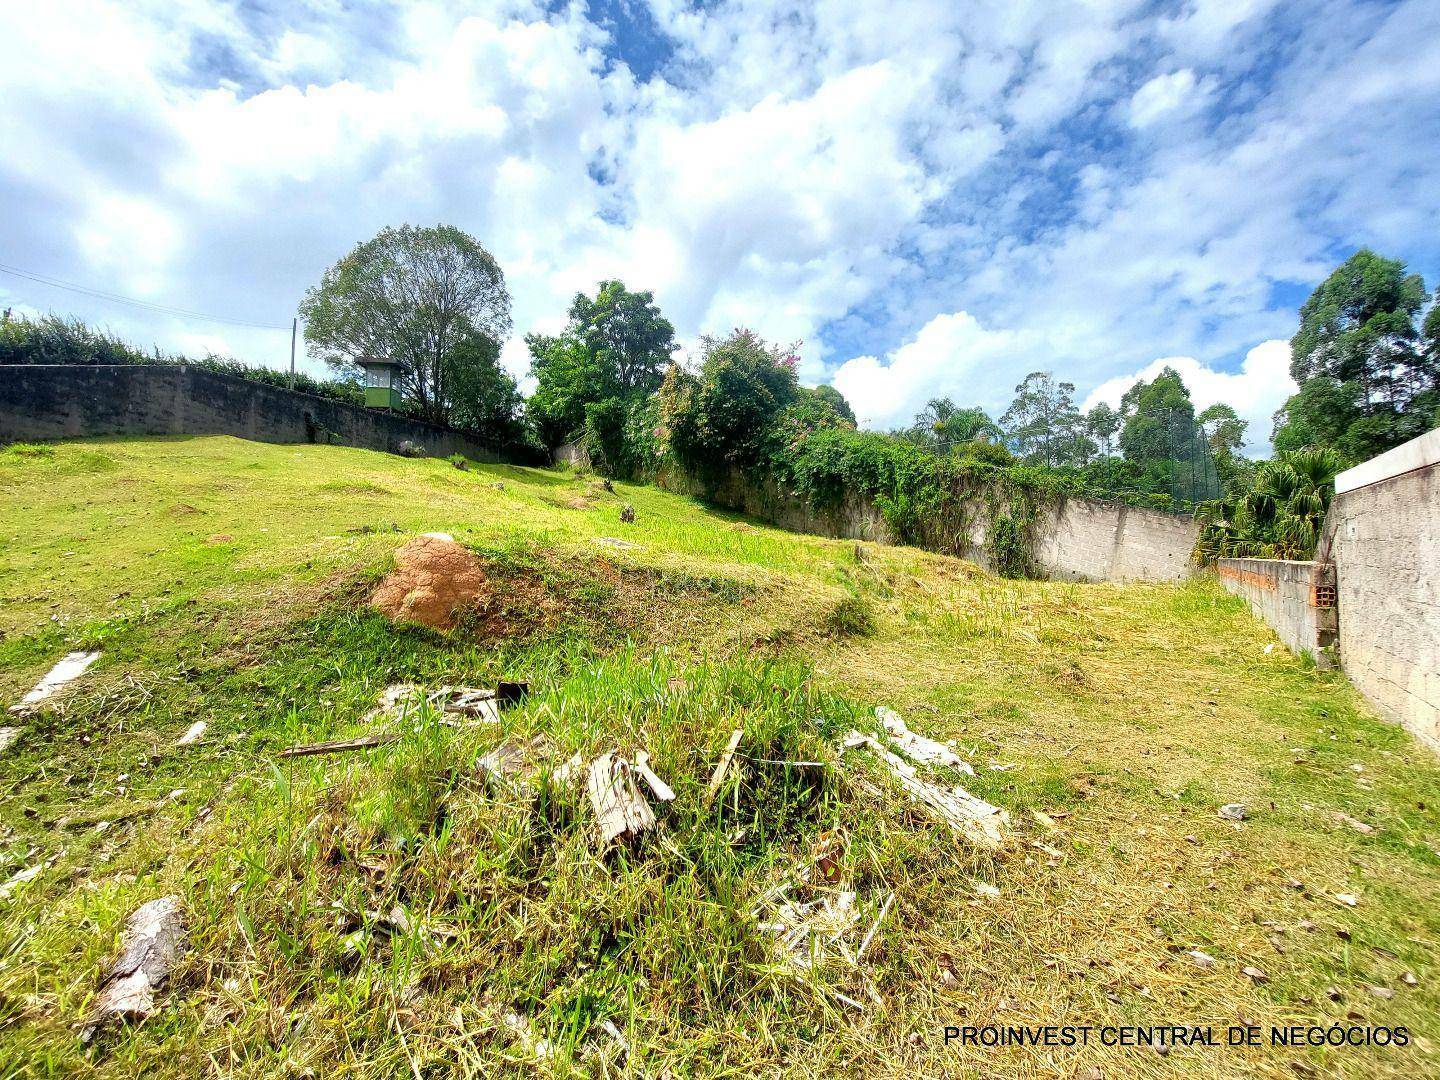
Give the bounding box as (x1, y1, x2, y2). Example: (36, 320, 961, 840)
(875, 707, 973, 774)
(82, 896, 185, 1041)
(0, 726, 20, 753)
(9, 650, 100, 715)
(751, 833, 892, 972)
(634, 750, 676, 802)
(278, 734, 397, 759)
(703, 729, 744, 808)
(587, 753, 656, 846)
(476, 735, 548, 783)
(843, 727, 1008, 850)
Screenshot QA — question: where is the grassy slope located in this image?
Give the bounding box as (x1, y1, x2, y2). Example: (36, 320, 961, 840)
(1, 435, 1438, 1078)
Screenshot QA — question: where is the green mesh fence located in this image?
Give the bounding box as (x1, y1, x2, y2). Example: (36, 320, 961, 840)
(1166, 407, 1223, 510)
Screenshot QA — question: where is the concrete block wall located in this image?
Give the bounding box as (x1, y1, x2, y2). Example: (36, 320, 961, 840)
(1327, 429, 1440, 752)
(1214, 558, 1337, 668)
(645, 460, 1199, 584)
(1036, 498, 1199, 582)
(0, 365, 518, 465)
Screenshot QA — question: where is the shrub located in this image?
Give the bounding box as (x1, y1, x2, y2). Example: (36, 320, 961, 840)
(824, 594, 877, 637)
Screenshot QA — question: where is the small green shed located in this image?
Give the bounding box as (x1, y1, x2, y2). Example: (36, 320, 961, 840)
(359, 358, 402, 411)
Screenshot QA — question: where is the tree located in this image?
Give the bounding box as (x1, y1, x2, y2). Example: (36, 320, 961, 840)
(1277, 249, 1438, 458)
(1195, 448, 1345, 562)
(1085, 403, 1121, 457)
(444, 334, 525, 447)
(1197, 403, 1247, 458)
(567, 280, 677, 395)
(526, 281, 677, 453)
(299, 224, 511, 425)
(1001, 373, 1092, 467)
(1119, 366, 1193, 467)
(811, 384, 857, 425)
(525, 331, 617, 448)
(660, 329, 801, 470)
(905, 398, 1003, 451)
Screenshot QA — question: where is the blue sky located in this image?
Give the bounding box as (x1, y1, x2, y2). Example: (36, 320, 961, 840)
(2, 0, 1437, 453)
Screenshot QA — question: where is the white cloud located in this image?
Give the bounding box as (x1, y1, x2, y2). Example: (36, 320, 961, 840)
(830, 311, 1038, 428)
(1081, 340, 1297, 455)
(0, 0, 1435, 424)
(1127, 69, 1202, 127)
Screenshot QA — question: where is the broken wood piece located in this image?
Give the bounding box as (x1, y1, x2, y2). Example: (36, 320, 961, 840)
(9, 650, 100, 714)
(845, 733, 1007, 849)
(278, 733, 396, 759)
(0, 727, 20, 753)
(551, 752, 584, 785)
(82, 896, 185, 1040)
(703, 729, 744, 808)
(876, 707, 973, 773)
(476, 735, 547, 783)
(586, 753, 656, 845)
(176, 721, 207, 746)
(634, 750, 676, 802)
(855, 890, 895, 961)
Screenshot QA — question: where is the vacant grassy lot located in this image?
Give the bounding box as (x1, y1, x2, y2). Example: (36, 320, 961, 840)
(2, 436, 1438, 1078)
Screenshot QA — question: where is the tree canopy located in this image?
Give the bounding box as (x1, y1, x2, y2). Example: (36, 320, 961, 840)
(1001, 372, 1093, 468)
(1276, 249, 1438, 460)
(298, 224, 511, 426)
(526, 280, 677, 449)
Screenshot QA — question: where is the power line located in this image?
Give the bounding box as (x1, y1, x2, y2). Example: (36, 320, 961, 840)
(0, 260, 293, 330)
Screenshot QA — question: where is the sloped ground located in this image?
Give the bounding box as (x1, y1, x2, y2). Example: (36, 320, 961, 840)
(1, 436, 1438, 1078)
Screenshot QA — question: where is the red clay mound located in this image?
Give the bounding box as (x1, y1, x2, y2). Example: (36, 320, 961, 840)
(369, 534, 488, 631)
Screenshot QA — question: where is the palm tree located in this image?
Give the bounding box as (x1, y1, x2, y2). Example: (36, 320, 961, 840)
(1194, 448, 1345, 562)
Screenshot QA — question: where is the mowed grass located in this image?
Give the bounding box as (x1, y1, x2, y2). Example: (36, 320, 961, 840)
(1, 435, 1439, 1078)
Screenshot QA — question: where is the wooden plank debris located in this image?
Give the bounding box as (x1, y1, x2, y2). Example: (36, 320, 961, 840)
(703, 729, 744, 808)
(476, 735, 548, 783)
(9, 650, 100, 715)
(634, 750, 676, 802)
(875, 707, 973, 774)
(845, 732, 1008, 850)
(278, 734, 397, 759)
(586, 753, 656, 845)
(82, 896, 185, 1041)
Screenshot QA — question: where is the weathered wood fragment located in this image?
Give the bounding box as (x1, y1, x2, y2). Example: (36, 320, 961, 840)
(875, 707, 973, 773)
(634, 750, 676, 802)
(9, 650, 100, 715)
(476, 735, 548, 782)
(82, 896, 185, 1040)
(586, 753, 656, 845)
(703, 729, 744, 808)
(277, 734, 396, 759)
(846, 733, 1007, 850)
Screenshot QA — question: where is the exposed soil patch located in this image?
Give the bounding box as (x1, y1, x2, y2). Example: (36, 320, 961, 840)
(369, 535, 489, 631)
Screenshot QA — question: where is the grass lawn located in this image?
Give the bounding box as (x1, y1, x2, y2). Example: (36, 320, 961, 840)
(2, 435, 1438, 1078)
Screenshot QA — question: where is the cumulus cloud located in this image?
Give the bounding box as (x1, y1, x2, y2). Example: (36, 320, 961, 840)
(1127, 69, 1203, 127)
(830, 311, 1039, 428)
(0, 0, 1435, 423)
(1081, 340, 1297, 455)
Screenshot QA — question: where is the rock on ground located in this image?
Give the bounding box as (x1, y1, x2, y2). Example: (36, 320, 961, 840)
(369, 535, 488, 631)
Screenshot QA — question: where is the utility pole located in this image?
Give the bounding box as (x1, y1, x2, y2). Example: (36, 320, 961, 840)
(289, 318, 297, 390)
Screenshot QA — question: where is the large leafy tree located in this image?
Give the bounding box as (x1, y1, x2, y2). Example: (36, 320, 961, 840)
(660, 329, 801, 470)
(1197, 402, 1251, 494)
(527, 280, 677, 449)
(444, 335, 525, 447)
(1119, 366, 1193, 466)
(810, 384, 857, 425)
(1001, 372, 1093, 467)
(1277, 249, 1438, 460)
(568, 280, 677, 394)
(298, 224, 511, 426)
